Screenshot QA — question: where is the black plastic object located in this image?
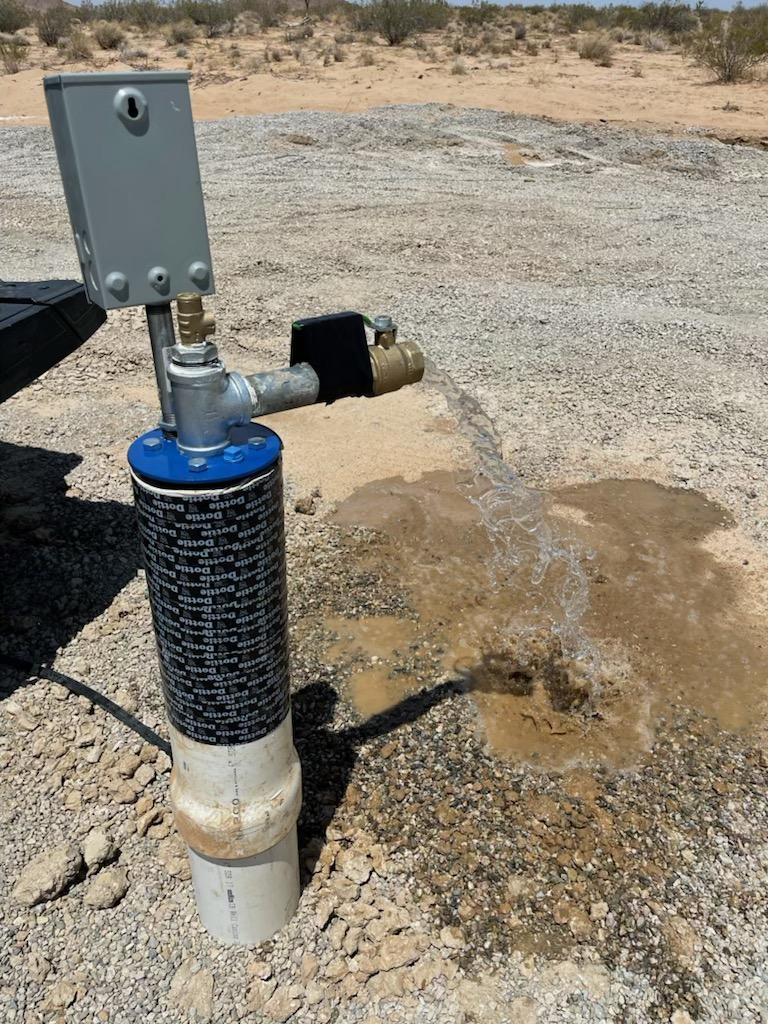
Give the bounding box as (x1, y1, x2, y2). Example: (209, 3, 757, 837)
(290, 311, 373, 404)
(0, 279, 106, 404)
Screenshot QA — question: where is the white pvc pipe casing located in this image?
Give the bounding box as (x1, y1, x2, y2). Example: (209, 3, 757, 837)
(168, 716, 302, 946)
(188, 827, 300, 946)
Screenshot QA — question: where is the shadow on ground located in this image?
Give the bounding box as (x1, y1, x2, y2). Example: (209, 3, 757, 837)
(0, 440, 139, 692)
(293, 678, 462, 886)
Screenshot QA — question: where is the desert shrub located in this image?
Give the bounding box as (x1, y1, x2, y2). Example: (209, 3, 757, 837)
(181, 0, 235, 37)
(636, 2, 696, 36)
(513, 20, 526, 40)
(37, 7, 74, 46)
(354, 0, 450, 46)
(285, 23, 313, 41)
(176, 44, 189, 55)
(525, 39, 538, 54)
(644, 31, 667, 51)
(577, 32, 613, 65)
(120, 44, 148, 58)
(166, 20, 197, 43)
(359, 47, 375, 63)
(67, 30, 93, 60)
(241, 0, 287, 29)
(335, 30, 354, 43)
(0, 35, 24, 71)
(690, 6, 768, 83)
(94, 21, 125, 49)
(0, 0, 27, 34)
(99, 0, 178, 29)
(458, 2, 499, 28)
(450, 56, 467, 73)
(452, 34, 463, 52)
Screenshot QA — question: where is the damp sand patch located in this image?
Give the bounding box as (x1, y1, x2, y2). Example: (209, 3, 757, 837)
(326, 472, 768, 768)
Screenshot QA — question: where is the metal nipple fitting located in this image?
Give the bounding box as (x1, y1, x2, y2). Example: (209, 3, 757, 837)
(176, 292, 216, 346)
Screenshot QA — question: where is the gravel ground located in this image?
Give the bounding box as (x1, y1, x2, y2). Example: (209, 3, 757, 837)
(1, 105, 767, 1024)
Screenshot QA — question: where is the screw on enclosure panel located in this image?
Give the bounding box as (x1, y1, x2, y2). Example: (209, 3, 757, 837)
(148, 267, 170, 295)
(105, 271, 129, 300)
(373, 315, 394, 332)
(223, 446, 244, 464)
(143, 437, 163, 454)
(189, 457, 208, 473)
(188, 261, 210, 287)
(248, 436, 267, 450)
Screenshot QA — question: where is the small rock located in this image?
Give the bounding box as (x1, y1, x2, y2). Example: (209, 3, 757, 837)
(136, 806, 163, 837)
(305, 980, 324, 1006)
(440, 925, 467, 950)
(27, 951, 51, 984)
(134, 762, 155, 788)
(328, 918, 348, 951)
(114, 687, 138, 713)
(314, 897, 335, 929)
(246, 977, 277, 1010)
(263, 988, 301, 1022)
(115, 751, 142, 778)
(168, 959, 214, 1022)
(40, 978, 77, 1012)
(336, 900, 378, 927)
(247, 961, 273, 981)
(324, 956, 349, 982)
(157, 837, 191, 881)
(376, 933, 422, 972)
(300, 953, 318, 982)
(294, 495, 316, 515)
(135, 795, 154, 816)
(12, 844, 83, 907)
(335, 848, 374, 885)
(82, 828, 116, 873)
(84, 866, 129, 909)
(590, 900, 609, 921)
(671, 1012, 695, 1024)
(74, 722, 101, 747)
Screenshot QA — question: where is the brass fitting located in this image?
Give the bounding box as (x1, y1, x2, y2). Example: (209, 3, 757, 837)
(369, 332, 425, 396)
(176, 292, 216, 346)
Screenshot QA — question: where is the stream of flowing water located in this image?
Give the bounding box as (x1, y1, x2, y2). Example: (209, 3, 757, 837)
(425, 358, 596, 667)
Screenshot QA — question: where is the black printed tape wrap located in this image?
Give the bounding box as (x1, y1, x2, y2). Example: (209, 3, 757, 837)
(132, 461, 290, 746)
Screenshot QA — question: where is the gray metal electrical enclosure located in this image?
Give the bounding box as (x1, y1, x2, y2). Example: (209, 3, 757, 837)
(44, 71, 214, 310)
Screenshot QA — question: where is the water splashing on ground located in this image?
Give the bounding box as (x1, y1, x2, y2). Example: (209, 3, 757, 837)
(424, 359, 594, 666)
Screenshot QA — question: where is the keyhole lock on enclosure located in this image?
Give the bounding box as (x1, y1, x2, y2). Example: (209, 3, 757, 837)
(113, 86, 147, 125)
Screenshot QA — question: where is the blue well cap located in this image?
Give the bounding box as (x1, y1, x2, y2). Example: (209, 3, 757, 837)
(127, 423, 282, 487)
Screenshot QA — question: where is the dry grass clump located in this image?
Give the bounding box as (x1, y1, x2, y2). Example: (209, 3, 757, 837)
(285, 23, 312, 42)
(0, 34, 24, 72)
(66, 30, 93, 61)
(577, 32, 613, 66)
(93, 21, 125, 50)
(450, 56, 467, 74)
(359, 47, 375, 65)
(166, 20, 197, 44)
(644, 32, 667, 52)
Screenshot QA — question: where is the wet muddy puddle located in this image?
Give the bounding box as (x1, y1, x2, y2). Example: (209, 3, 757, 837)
(325, 471, 768, 767)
